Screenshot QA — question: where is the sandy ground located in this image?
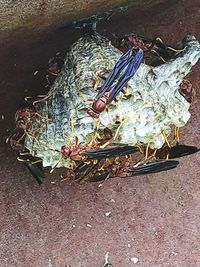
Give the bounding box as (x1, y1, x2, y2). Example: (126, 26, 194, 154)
(0, 0, 200, 266)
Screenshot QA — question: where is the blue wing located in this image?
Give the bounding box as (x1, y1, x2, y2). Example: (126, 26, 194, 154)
(107, 49, 144, 103)
(96, 48, 133, 99)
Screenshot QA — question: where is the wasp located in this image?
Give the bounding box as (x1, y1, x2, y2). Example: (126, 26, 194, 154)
(116, 33, 185, 63)
(127, 138, 199, 180)
(74, 144, 140, 183)
(58, 141, 139, 163)
(87, 48, 144, 119)
(7, 101, 48, 183)
(128, 143, 199, 178)
(52, 128, 139, 181)
(73, 137, 184, 183)
(14, 106, 36, 130)
(7, 104, 37, 150)
(59, 143, 88, 162)
(74, 138, 199, 183)
(74, 153, 180, 183)
(7, 93, 51, 151)
(179, 79, 195, 103)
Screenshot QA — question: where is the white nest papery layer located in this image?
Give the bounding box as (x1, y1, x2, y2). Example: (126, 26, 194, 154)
(25, 34, 200, 168)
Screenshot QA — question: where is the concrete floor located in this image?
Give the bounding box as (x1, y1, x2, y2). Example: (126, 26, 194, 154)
(0, 0, 200, 266)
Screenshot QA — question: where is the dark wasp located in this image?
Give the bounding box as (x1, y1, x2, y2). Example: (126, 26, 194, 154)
(116, 33, 185, 63)
(7, 100, 47, 184)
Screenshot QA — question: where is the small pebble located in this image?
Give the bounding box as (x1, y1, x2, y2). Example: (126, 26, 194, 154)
(130, 257, 139, 264)
(86, 223, 92, 228)
(34, 70, 39, 76)
(61, 178, 67, 182)
(171, 251, 178, 256)
(48, 258, 53, 267)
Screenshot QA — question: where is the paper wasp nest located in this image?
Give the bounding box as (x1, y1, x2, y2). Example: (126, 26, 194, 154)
(25, 34, 200, 168)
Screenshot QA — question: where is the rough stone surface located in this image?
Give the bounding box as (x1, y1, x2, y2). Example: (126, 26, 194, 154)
(0, 0, 200, 267)
(0, 0, 170, 45)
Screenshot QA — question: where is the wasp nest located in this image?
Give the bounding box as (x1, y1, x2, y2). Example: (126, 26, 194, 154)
(25, 34, 200, 168)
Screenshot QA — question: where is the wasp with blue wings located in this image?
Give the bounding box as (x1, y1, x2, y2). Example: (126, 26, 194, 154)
(87, 48, 144, 119)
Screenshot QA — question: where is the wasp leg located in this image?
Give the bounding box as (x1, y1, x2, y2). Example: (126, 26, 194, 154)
(153, 38, 180, 62)
(145, 142, 151, 159)
(168, 144, 199, 159)
(75, 162, 91, 173)
(50, 154, 63, 173)
(128, 159, 179, 175)
(151, 49, 169, 63)
(35, 112, 51, 122)
(70, 115, 79, 145)
(162, 130, 171, 149)
(166, 46, 186, 53)
(24, 129, 42, 150)
(33, 91, 53, 106)
(88, 120, 101, 146)
(75, 161, 110, 183)
(113, 116, 129, 141)
(75, 160, 101, 183)
(174, 127, 180, 144)
(93, 71, 104, 91)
